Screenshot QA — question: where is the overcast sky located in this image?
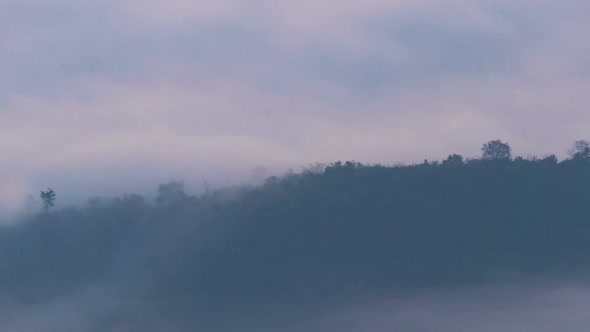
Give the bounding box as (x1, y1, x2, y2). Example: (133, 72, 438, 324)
(1, 0, 589, 209)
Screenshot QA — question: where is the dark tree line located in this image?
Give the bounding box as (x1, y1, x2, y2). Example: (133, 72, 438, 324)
(2, 139, 590, 328)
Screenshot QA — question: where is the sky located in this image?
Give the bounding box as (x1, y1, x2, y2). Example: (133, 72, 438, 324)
(1, 0, 590, 210)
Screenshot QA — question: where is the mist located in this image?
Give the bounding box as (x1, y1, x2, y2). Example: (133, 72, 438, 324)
(283, 280, 590, 332)
(4, 276, 590, 331)
(3, 0, 590, 330)
(2, 144, 590, 331)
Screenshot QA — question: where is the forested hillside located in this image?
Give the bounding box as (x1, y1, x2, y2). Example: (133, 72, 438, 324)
(2, 140, 590, 330)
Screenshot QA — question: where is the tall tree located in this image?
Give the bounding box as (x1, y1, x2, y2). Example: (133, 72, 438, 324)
(482, 140, 512, 160)
(40, 188, 56, 211)
(25, 194, 36, 216)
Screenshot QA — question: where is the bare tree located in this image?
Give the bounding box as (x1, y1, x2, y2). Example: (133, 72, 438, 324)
(25, 194, 36, 216)
(202, 178, 211, 196)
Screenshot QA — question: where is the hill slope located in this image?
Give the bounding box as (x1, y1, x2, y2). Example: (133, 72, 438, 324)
(2, 154, 590, 330)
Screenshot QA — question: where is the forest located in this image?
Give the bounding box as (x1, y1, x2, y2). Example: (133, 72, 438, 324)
(2, 139, 590, 330)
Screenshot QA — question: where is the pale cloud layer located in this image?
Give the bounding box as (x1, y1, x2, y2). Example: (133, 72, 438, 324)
(4, 278, 590, 331)
(284, 280, 590, 332)
(1, 0, 590, 210)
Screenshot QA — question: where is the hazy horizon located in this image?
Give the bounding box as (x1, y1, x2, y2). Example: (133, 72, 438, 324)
(2, 1, 590, 212)
(2, 2, 590, 330)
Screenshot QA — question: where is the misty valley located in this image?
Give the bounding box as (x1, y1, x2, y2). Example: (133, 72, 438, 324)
(2, 140, 590, 331)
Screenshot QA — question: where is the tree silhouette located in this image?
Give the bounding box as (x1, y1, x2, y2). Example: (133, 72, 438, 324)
(9, 139, 590, 329)
(156, 181, 188, 206)
(568, 140, 590, 161)
(40, 188, 56, 211)
(443, 154, 464, 166)
(482, 140, 512, 160)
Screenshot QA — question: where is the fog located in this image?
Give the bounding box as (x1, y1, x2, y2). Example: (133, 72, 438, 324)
(3, 0, 590, 329)
(2, 154, 590, 331)
(4, 279, 590, 331)
(283, 281, 590, 332)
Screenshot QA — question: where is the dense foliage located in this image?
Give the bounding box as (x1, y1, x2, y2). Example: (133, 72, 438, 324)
(2, 140, 590, 328)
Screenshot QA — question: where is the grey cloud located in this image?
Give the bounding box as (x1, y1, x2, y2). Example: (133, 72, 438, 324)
(1, 0, 590, 210)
